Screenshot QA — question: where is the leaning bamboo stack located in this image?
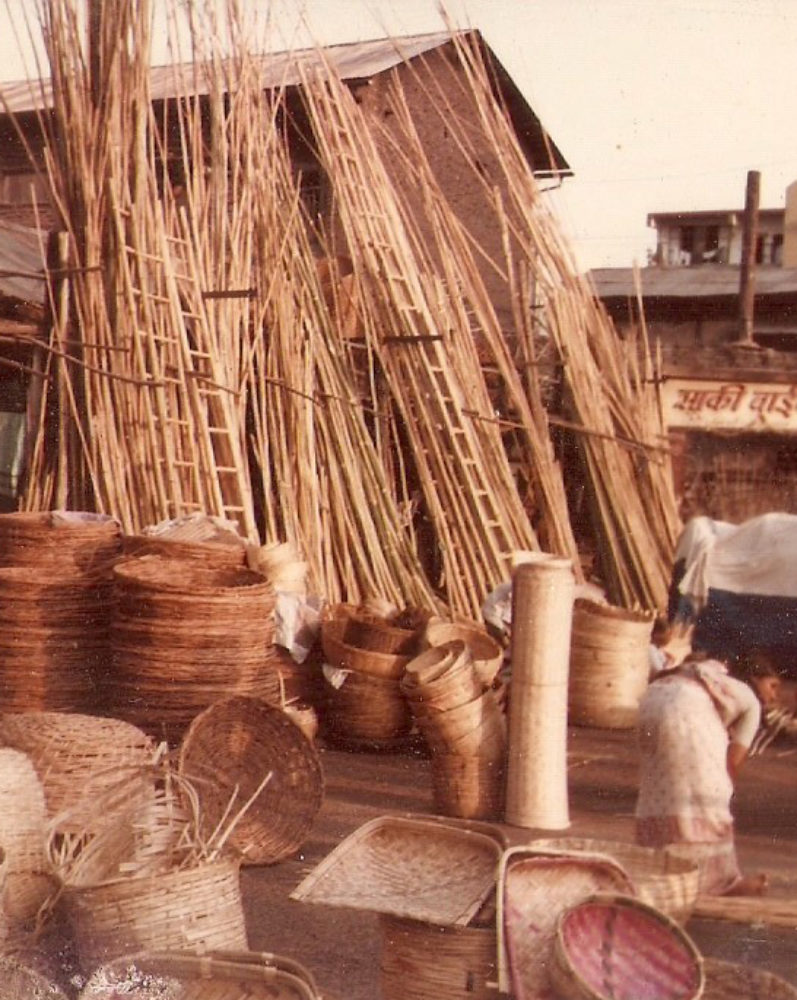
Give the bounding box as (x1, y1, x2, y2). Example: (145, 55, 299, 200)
(402, 642, 506, 819)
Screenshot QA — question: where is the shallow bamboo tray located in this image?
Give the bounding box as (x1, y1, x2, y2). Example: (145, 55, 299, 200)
(79, 949, 320, 999)
(530, 837, 700, 924)
(496, 847, 634, 997)
(178, 696, 323, 865)
(291, 814, 502, 925)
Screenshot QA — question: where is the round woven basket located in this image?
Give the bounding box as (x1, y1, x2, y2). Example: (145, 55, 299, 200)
(430, 752, 505, 820)
(323, 668, 413, 746)
(425, 620, 504, 685)
(0, 567, 112, 713)
(550, 894, 704, 1000)
(120, 533, 247, 569)
(344, 611, 424, 655)
(530, 837, 700, 924)
(108, 557, 277, 742)
(0, 712, 156, 832)
(0, 510, 121, 576)
(402, 642, 483, 710)
(0, 956, 69, 1000)
(702, 958, 797, 1000)
(64, 858, 247, 974)
(569, 600, 655, 730)
(178, 696, 324, 865)
(79, 950, 320, 1000)
(380, 914, 497, 1000)
(321, 617, 412, 679)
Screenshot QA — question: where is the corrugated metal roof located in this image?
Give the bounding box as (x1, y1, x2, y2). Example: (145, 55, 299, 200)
(590, 265, 797, 300)
(0, 31, 476, 113)
(0, 221, 46, 303)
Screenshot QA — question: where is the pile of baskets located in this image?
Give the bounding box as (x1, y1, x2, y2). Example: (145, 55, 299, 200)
(402, 640, 506, 820)
(319, 604, 426, 748)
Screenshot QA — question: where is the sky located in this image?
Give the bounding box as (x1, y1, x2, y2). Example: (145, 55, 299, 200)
(1, 0, 796, 272)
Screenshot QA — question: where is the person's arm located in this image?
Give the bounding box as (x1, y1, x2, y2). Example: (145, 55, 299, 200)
(727, 741, 748, 782)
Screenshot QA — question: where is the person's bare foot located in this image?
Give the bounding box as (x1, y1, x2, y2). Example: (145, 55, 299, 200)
(725, 873, 769, 897)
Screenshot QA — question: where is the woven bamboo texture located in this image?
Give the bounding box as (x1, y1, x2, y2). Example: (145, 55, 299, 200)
(343, 609, 425, 655)
(323, 665, 413, 746)
(0, 956, 69, 1000)
(496, 848, 634, 998)
(108, 556, 278, 742)
(178, 697, 323, 865)
(569, 599, 654, 730)
(0, 712, 157, 832)
(0, 511, 121, 577)
(702, 958, 797, 1000)
(530, 837, 700, 924)
(430, 752, 505, 820)
(79, 949, 320, 1000)
(65, 859, 248, 974)
(121, 533, 248, 570)
(0, 567, 112, 713)
(291, 814, 501, 925)
(425, 619, 504, 685)
(0, 748, 56, 925)
(550, 894, 704, 1000)
(506, 557, 574, 830)
(380, 915, 498, 1000)
(321, 617, 413, 679)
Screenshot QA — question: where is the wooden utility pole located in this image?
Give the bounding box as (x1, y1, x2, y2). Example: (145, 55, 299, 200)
(737, 169, 760, 344)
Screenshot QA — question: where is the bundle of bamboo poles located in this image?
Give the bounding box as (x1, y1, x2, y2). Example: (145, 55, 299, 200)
(5, 0, 680, 615)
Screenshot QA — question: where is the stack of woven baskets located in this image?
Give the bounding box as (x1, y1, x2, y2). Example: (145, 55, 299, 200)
(0, 511, 122, 713)
(107, 556, 281, 743)
(320, 604, 426, 748)
(402, 640, 506, 819)
(568, 599, 655, 729)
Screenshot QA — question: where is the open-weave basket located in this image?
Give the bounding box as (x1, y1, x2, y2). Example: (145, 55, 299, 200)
(702, 958, 797, 1000)
(109, 556, 278, 742)
(380, 915, 498, 1000)
(64, 859, 248, 974)
(497, 847, 635, 998)
(0, 510, 121, 576)
(78, 949, 320, 1000)
(0, 712, 156, 831)
(291, 814, 501, 926)
(321, 617, 412, 679)
(0, 956, 69, 1000)
(530, 837, 700, 924)
(550, 894, 704, 1000)
(178, 696, 324, 864)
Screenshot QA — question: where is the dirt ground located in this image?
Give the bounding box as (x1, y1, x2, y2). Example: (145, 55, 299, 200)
(240, 725, 797, 1000)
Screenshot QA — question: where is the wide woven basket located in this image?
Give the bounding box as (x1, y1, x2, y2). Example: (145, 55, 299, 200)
(530, 837, 700, 924)
(550, 894, 704, 1000)
(78, 949, 320, 1000)
(109, 556, 278, 742)
(323, 666, 413, 747)
(0, 510, 121, 576)
(178, 696, 324, 864)
(120, 533, 248, 569)
(569, 600, 654, 730)
(0, 956, 69, 1000)
(321, 617, 413, 679)
(64, 859, 248, 974)
(0, 712, 156, 831)
(497, 848, 635, 998)
(380, 915, 498, 1000)
(702, 958, 797, 1000)
(291, 814, 502, 926)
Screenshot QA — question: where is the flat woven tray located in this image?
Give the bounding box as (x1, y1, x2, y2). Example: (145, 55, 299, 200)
(498, 846, 635, 999)
(291, 814, 502, 925)
(78, 949, 319, 999)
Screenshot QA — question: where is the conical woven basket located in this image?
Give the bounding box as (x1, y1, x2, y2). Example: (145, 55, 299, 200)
(178, 696, 324, 864)
(425, 619, 504, 685)
(64, 859, 248, 974)
(702, 958, 797, 1000)
(550, 894, 704, 1000)
(78, 949, 320, 1000)
(430, 752, 505, 820)
(323, 667, 413, 746)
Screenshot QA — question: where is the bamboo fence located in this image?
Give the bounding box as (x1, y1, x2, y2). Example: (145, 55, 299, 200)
(1, 1, 681, 615)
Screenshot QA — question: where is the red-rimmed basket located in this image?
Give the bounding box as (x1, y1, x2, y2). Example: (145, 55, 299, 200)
(550, 894, 704, 1000)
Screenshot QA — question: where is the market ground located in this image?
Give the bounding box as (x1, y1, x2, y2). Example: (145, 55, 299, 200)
(241, 725, 797, 1000)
